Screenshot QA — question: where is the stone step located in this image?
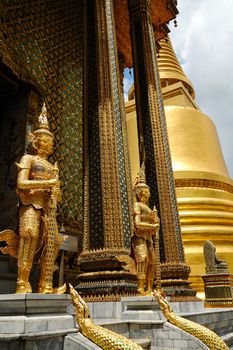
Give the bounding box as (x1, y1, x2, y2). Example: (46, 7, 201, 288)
(222, 332, 233, 347)
(132, 338, 151, 349)
(64, 334, 151, 350)
(0, 293, 73, 315)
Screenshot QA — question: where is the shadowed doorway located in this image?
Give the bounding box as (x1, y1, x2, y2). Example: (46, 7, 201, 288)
(0, 63, 39, 293)
(0, 63, 31, 231)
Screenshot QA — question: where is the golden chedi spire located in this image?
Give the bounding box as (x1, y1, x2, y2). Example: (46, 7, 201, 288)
(157, 37, 230, 178)
(158, 36, 195, 99)
(125, 36, 233, 297)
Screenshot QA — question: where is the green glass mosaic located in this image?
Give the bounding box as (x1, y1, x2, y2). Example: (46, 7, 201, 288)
(1, 0, 84, 235)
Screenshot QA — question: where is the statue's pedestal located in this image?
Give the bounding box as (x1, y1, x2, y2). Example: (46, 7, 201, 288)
(0, 293, 77, 350)
(202, 273, 233, 307)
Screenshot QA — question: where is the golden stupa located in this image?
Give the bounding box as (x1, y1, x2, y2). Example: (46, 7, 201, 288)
(126, 37, 233, 295)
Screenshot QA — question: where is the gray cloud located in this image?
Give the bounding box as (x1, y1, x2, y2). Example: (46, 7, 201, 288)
(170, 0, 233, 178)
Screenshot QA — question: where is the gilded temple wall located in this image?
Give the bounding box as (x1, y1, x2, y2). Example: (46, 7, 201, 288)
(0, 0, 84, 235)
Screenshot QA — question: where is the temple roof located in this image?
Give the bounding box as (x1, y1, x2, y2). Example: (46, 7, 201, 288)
(114, 0, 178, 67)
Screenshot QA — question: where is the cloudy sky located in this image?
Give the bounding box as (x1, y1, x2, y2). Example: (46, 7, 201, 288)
(170, 0, 233, 178)
(124, 0, 233, 178)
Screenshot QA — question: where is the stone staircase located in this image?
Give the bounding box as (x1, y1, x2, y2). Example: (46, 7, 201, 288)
(1, 292, 231, 350)
(183, 308, 233, 350)
(65, 296, 233, 350)
(0, 293, 76, 350)
(134, 338, 151, 349)
(64, 334, 151, 350)
(222, 333, 233, 349)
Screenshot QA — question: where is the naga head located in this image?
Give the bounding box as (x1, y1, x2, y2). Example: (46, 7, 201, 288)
(69, 283, 91, 322)
(154, 290, 173, 317)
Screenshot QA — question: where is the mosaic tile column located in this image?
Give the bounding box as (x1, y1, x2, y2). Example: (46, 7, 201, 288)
(128, 0, 195, 297)
(77, 0, 136, 299)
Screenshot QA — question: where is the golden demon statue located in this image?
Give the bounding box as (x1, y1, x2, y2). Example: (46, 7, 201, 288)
(0, 103, 64, 294)
(132, 164, 160, 294)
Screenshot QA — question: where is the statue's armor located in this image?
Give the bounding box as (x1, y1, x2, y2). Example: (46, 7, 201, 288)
(18, 155, 55, 212)
(133, 200, 158, 292)
(30, 157, 54, 180)
(16, 154, 61, 293)
(134, 202, 155, 241)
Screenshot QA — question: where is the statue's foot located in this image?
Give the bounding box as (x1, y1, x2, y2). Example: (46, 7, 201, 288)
(26, 282, 32, 293)
(137, 288, 147, 296)
(144, 290, 153, 296)
(37, 283, 53, 294)
(53, 283, 67, 294)
(16, 280, 32, 294)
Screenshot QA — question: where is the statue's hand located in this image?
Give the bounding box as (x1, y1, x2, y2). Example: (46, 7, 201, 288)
(49, 178, 60, 187)
(136, 222, 157, 233)
(149, 212, 156, 223)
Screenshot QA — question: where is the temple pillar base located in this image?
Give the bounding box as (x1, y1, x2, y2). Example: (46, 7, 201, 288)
(77, 249, 137, 300)
(161, 279, 198, 301)
(161, 262, 197, 299)
(202, 273, 233, 307)
(76, 271, 137, 301)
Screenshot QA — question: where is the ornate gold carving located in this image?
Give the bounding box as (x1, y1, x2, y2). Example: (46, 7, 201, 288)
(132, 164, 160, 294)
(96, 1, 122, 248)
(53, 283, 67, 295)
(117, 255, 137, 275)
(157, 291, 229, 350)
(169, 295, 201, 302)
(79, 248, 130, 263)
(69, 284, 143, 350)
(0, 230, 18, 257)
(78, 270, 134, 279)
(175, 178, 233, 194)
(78, 0, 136, 297)
(161, 262, 190, 279)
(82, 294, 122, 303)
(0, 104, 65, 294)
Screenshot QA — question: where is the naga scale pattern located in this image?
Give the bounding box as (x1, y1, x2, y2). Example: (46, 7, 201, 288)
(70, 284, 143, 350)
(157, 292, 229, 350)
